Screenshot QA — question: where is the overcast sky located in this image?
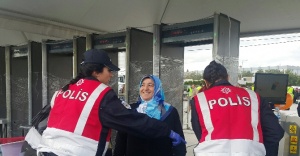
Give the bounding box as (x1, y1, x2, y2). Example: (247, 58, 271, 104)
(184, 33, 300, 71)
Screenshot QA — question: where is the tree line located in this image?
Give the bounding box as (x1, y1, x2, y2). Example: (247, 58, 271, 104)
(184, 69, 300, 86)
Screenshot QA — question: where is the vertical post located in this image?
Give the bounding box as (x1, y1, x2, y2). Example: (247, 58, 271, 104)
(153, 24, 161, 77)
(125, 28, 130, 103)
(27, 42, 32, 125)
(42, 40, 48, 107)
(212, 13, 240, 85)
(212, 12, 220, 61)
(86, 34, 92, 50)
(73, 38, 78, 77)
(5, 46, 11, 137)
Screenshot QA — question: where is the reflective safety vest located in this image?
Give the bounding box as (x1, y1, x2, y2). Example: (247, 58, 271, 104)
(287, 86, 294, 99)
(188, 87, 193, 96)
(38, 79, 112, 156)
(197, 86, 202, 91)
(193, 85, 265, 156)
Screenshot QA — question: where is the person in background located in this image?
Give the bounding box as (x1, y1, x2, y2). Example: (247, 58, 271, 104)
(296, 88, 300, 116)
(196, 85, 202, 91)
(187, 84, 198, 112)
(287, 84, 294, 102)
(198, 81, 207, 93)
(37, 49, 185, 156)
(293, 88, 299, 103)
(186, 84, 198, 130)
(190, 60, 284, 156)
(114, 75, 186, 156)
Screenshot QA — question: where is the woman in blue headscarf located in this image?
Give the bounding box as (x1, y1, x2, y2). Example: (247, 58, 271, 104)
(114, 75, 186, 156)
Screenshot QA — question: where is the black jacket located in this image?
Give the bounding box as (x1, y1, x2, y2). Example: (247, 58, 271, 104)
(191, 80, 284, 156)
(113, 103, 186, 156)
(97, 81, 172, 155)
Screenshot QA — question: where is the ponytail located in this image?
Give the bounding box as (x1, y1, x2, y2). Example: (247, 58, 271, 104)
(61, 72, 85, 91)
(61, 63, 105, 91)
(203, 60, 228, 88)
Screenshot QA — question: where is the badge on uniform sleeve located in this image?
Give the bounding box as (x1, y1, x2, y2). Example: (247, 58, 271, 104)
(121, 101, 131, 109)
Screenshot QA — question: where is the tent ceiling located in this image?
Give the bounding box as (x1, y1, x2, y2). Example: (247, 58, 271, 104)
(0, 0, 300, 46)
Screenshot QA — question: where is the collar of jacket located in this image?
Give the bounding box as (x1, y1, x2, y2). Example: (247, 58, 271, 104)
(211, 79, 232, 87)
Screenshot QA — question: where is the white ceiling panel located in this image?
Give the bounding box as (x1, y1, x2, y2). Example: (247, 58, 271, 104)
(0, 0, 299, 46)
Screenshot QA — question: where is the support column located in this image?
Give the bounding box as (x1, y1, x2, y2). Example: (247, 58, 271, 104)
(27, 42, 32, 125)
(0, 47, 6, 119)
(160, 45, 184, 123)
(73, 38, 78, 78)
(5, 46, 11, 137)
(42, 41, 48, 107)
(127, 28, 153, 104)
(213, 13, 240, 85)
(153, 24, 161, 77)
(86, 34, 92, 50)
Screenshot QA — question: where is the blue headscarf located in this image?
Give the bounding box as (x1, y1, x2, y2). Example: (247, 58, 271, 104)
(137, 75, 171, 120)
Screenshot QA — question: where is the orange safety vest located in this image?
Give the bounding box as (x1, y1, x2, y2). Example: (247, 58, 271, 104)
(193, 85, 265, 155)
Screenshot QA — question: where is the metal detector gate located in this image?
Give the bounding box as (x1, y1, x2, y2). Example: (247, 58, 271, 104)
(158, 13, 240, 123)
(8, 42, 42, 136)
(90, 32, 124, 96)
(10, 44, 28, 137)
(42, 37, 86, 107)
(89, 28, 153, 104)
(89, 28, 153, 151)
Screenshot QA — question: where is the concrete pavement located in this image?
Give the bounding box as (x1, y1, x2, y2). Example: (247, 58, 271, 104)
(184, 129, 198, 156)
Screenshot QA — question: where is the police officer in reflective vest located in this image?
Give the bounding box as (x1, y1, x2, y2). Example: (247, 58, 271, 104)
(190, 60, 284, 156)
(37, 49, 185, 156)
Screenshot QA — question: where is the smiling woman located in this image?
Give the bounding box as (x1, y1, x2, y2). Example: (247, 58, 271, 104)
(139, 78, 155, 101)
(114, 75, 187, 156)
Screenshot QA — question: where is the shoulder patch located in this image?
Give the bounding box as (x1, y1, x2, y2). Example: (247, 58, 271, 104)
(121, 101, 131, 109)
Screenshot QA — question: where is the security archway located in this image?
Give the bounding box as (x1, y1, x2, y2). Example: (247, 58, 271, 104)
(156, 13, 240, 123)
(6, 42, 42, 136)
(87, 28, 154, 104)
(41, 37, 86, 107)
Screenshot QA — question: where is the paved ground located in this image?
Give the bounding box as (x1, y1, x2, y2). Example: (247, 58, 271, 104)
(184, 129, 198, 156)
(183, 100, 198, 156)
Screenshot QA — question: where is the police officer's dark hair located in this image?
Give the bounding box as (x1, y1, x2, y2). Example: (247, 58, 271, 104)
(61, 63, 105, 91)
(203, 60, 228, 88)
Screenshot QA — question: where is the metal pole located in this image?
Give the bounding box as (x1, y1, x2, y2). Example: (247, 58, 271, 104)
(27, 42, 32, 125)
(86, 34, 92, 50)
(212, 12, 220, 62)
(5, 46, 11, 137)
(42, 40, 48, 107)
(73, 38, 78, 77)
(125, 28, 130, 103)
(153, 24, 161, 77)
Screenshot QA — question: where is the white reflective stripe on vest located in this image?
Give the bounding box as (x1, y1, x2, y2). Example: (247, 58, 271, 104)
(246, 89, 259, 142)
(38, 127, 101, 156)
(194, 139, 266, 156)
(197, 92, 214, 141)
(74, 83, 107, 135)
(50, 91, 59, 108)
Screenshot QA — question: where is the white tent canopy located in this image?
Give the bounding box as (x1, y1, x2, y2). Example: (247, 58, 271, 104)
(0, 0, 300, 46)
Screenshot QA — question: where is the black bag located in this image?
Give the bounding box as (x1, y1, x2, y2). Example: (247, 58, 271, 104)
(31, 104, 51, 129)
(20, 104, 51, 156)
